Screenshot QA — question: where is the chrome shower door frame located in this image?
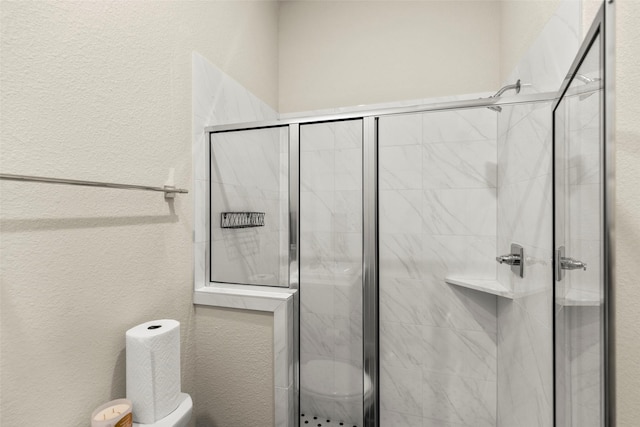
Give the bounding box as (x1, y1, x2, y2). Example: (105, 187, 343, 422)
(551, 2, 616, 425)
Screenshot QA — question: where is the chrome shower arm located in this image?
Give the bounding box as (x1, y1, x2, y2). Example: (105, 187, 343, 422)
(491, 79, 522, 98)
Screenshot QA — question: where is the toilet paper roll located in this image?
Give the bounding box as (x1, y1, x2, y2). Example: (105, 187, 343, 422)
(126, 319, 181, 424)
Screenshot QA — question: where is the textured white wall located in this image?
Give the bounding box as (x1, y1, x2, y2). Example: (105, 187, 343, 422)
(612, 0, 640, 424)
(278, 0, 501, 113)
(194, 306, 274, 426)
(0, 2, 278, 426)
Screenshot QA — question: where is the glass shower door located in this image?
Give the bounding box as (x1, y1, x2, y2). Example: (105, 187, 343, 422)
(553, 22, 606, 427)
(299, 119, 364, 427)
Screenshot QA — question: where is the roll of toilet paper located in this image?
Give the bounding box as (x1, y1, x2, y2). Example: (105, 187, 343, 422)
(126, 319, 181, 424)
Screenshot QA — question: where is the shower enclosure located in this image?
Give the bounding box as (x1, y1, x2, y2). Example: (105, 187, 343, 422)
(205, 4, 613, 427)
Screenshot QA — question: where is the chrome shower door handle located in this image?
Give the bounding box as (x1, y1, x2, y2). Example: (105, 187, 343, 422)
(555, 246, 587, 281)
(496, 243, 524, 278)
(560, 257, 587, 271)
(496, 254, 521, 265)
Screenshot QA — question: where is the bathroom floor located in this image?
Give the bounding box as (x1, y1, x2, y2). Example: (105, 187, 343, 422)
(300, 413, 360, 427)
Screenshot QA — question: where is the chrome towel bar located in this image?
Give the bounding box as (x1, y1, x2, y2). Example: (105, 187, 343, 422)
(0, 173, 188, 198)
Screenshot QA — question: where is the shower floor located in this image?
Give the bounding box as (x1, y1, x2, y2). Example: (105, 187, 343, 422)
(300, 413, 360, 427)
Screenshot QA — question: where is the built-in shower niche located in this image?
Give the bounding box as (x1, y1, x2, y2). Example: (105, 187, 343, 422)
(210, 126, 290, 287)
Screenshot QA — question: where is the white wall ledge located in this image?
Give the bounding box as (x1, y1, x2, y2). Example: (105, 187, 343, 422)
(194, 283, 296, 312)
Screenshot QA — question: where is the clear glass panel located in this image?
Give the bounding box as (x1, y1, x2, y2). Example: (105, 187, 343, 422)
(554, 32, 604, 427)
(299, 119, 364, 427)
(210, 126, 289, 287)
(378, 108, 499, 426)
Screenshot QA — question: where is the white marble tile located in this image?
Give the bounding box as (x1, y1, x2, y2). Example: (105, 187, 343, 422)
(422, 188, 496, 236)
(300, 190, 334, 232)
(421, 418, 467, 427)
(378, 113, 422, 146)
(301, 282, 335, 316)
(422, 235, 496, 281)
(379, 190, 422, 234)
(334, 315, 362, 365)
(379, 145, 422, 190)
(275, 387, 290, 427)
(465, 236, 498, 279)
(497, 299, 553, 427)
(300, 312, 335, 358)
(422, 108, 496, 144)
(194, 283, 294, 309)
(422, 140, 497, 189)
(421, 235, 466, 281)
(300, 232, 335, 278)
(497, 103, 552, 186)
(568, 126, 601, 186)
(423, 280, 497, 335)
(274, 303, 289, 388)
(334, 279, 362, 324)
(379, 233, 423, 279)
(380, 321, 425, 370)
(193, 132, 207, 182)
(286, 297, 294, 387)
(380, 365, 422, 416)
(422, 371, 496, 427)
(335, 232, 362, 275)
(334, 190, 362, 233)
(300, 122, 335, 152)
(334, 119, 363, 150)
(423, 326, 496, 380)
(379, 277, 425, 325)
(517, 175, 553, 250)
(335, 148, 362, 191)
(565, 238, 601, 296)
(568, 182, 601, 242)
(194, 241, 207, 288)
(301, 150, 335, 192)
(567, 306, 603, 427)
(380, 410, 423, 427)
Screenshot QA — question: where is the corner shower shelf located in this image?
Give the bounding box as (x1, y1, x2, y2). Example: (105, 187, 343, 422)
(445, 277, 514, 299)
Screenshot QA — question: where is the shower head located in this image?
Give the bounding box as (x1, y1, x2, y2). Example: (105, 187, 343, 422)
(486, 79, 522, 113)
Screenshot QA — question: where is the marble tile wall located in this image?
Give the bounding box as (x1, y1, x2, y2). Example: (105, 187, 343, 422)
(210, 126, 289, 287)
(299, 119, 364, 426)
(378, 109, 499, 427)
(496, 1, 582, 426)
(192, 52, 287, 290)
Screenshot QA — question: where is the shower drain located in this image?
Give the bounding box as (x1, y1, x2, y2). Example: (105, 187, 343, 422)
(300, 413, 360, 427)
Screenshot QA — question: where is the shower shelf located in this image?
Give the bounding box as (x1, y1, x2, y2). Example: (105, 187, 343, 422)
(445, 277, 514, 299)
(558, 288, 602, 307)
(220, 212, 265, 229)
